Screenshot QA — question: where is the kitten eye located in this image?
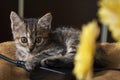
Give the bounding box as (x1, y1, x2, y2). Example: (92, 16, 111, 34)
(35, 37, 42, 43)
(21, 37, 28, 43)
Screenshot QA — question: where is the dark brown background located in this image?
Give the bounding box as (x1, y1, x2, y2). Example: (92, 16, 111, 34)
(0, 0, 103, 43)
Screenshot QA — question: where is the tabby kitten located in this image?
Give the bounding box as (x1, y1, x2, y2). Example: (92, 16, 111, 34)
(10, 11, 80, 71)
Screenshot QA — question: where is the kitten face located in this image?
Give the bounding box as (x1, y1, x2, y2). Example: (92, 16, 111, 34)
(10, 11, 52, 54)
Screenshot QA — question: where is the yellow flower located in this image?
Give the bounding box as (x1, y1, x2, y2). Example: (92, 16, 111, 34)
(73, 21, 100, 80)
(98, 0, 120, 41)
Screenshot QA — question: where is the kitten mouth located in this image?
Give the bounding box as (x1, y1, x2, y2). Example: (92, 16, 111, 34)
(27, 49, 31, 53)
(28, 49, 37, 54)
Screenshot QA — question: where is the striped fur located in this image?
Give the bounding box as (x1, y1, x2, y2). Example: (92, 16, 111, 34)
(10, 11, 80, 70)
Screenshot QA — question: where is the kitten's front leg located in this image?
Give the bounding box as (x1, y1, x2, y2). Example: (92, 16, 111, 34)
(24, 56, 37, 71)
(25, 53, 48, 71)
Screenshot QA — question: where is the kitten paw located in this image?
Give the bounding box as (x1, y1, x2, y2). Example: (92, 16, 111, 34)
(41, 59, 49, 67)
(25, 60, 36, 71)
(41, 58, 61, 67)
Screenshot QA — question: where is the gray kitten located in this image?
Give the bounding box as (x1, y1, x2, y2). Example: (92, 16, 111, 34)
(10, 11, 80, 71)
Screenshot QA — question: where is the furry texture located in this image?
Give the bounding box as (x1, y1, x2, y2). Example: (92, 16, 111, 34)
(1, 41, 120, 80)
(10, 11, 80, 70)
(1, 11, 120, 80)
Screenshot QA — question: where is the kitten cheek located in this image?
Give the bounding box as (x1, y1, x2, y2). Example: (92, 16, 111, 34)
(26, 48, 30, 52)
(21, 43, 28, 47)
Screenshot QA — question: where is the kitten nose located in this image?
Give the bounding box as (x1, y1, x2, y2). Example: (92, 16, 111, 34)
(29, 46, 34, 52)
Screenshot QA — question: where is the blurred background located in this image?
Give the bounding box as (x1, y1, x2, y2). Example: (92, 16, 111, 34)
(0, 0, 113, 43)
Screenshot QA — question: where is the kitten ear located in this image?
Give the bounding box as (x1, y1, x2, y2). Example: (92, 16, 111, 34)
(38, 13, 52, 29)
(10, 11, 24, 29)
